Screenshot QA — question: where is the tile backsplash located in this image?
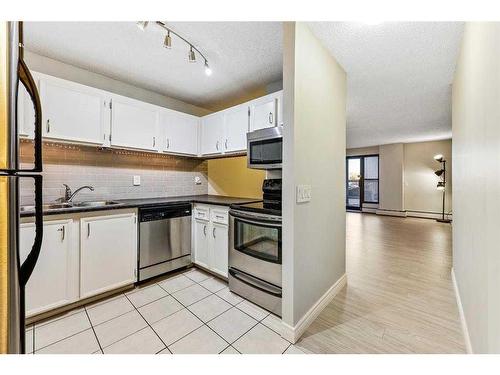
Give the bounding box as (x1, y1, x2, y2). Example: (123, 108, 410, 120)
(19, 140, 208, 205)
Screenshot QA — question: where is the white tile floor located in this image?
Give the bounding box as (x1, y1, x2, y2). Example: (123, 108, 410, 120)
(26, 268, 307, 354)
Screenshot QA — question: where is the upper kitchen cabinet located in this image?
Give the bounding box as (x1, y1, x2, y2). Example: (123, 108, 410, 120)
(110, 96, 160, 152)
(17, 75, 37, 140)
(200, 111, 225, 155)
(39, 75, 108, 145)
(160, 109, 199, 156)
(249, 91, 282, 131)
(223, 103, 249, 153)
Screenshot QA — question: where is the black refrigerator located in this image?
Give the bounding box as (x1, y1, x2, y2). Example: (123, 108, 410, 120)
(0, 21, 43, 354)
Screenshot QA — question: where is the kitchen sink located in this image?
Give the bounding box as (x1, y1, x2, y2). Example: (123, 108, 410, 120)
(72, 200, 121, 207)
(20, 203, 73, 212)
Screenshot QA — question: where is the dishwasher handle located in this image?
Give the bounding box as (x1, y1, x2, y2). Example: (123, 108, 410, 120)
(139, 204, 192, 222)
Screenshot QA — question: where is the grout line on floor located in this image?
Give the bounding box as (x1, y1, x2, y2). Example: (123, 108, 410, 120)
(84, 307, 104, 354)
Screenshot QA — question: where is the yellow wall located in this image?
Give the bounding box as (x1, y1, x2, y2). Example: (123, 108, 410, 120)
(207, 156, 265, 199)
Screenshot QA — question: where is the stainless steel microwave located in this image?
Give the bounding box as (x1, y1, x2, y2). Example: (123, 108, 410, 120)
(247, 126, 283, 170)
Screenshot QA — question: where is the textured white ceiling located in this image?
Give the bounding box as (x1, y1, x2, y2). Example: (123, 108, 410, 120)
(24, 22, 464, 148)
(24, 22, 283, 110)
(308, 22, 464, 148)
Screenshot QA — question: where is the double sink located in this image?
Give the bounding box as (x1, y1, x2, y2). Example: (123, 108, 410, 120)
(20, 200, 122, 212)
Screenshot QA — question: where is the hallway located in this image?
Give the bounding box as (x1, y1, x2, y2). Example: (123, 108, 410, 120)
(295, 213, 466, 353)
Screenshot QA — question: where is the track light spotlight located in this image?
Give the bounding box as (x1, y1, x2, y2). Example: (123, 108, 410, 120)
(434, 169, 444, 177)
(433, 154, 444, 162)
(136, 21, 149, 31)
(436, 181, 445, 191)
(164, 31, 172, 48)
(204, 60, 212, 76)
(188, 46, 196, 63)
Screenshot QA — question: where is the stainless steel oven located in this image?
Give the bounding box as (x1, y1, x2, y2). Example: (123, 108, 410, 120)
(229, 208, 282, 316)
(247, 126, 283, 170)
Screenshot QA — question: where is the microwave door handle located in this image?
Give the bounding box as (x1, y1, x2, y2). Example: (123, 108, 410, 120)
(19, 175, 43, 286)
(18, 58, 42, 173)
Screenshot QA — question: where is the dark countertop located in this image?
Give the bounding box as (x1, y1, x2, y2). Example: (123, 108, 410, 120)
(20, 195, 262, 218)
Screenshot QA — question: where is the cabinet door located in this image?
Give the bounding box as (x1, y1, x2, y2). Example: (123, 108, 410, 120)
(18, 80, 36, 139)
(200, 112, 224, 155)
(211, 223, 229, 278)
(250, 93, 279, 131)
(194, 219, 210, 268)
(111, 98, 159, 151)
(40, 78, 106, 144)
(80, 214, 137, 299)
(161, 110, 199, 155)
(224, 104, 249, 153)
(20, 220, 74, 317)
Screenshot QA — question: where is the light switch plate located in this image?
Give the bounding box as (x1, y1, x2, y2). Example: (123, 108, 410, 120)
(133, 175, 141, 186)
(296, 185, 312, 203)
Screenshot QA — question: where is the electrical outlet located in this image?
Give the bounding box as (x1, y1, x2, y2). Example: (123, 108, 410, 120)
(296, 185, 312, 203)
(133, 175, 141, 186)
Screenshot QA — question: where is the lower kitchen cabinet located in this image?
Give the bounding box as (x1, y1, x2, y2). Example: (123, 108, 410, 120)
(80, 213, 137, 299)
(20, 219, 77, 317)
(193, 205, 229, 278)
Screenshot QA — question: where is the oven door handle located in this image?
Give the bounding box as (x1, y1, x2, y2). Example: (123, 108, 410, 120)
(229, 211, 281, 226)
(229, 268, 282, 298)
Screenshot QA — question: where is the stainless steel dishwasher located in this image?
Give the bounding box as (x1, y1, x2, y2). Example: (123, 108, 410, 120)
(138, 203, 192, 282)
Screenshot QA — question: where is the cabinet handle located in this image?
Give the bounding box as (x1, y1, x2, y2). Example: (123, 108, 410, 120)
(87, 223, 91, 238)
(269, 112, 273, 124)
(46, 119, 50, 133)
(166, 138, 170, 149)
(225, 139, 228, 149)
(57, 226, 65, 241)
(216, 215, 224, 220)
(216, 141, 219, 151)
(203, 224, 207, 237)
(153, 136, 156, 147)
(212, 227, 216, 238)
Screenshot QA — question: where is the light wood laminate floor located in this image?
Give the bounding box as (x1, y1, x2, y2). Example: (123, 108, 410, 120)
(295, 212, 466, 353)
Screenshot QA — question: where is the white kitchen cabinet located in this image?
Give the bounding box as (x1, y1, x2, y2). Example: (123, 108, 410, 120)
(249, 91, 281, 131)
(194, 219, 210, 269)
(20, 220, 76, 317)
(80, 213, 137, 299)
(211, 222, 229, 277)
(40, 76, 107, 145)
(17, 79, 37, 139)
(192, 205, 229, 278)
(200, 112, 225, 155)
(110, 97, 159, 151)
(223, 104, 249, 153)
(160, 109, 199, 155)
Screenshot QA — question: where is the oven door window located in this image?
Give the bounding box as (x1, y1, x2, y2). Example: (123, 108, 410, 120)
(234, 218, 281, 263)
(249, 138, 283, 165)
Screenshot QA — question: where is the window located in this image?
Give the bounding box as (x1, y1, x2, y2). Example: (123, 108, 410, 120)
(363, 156, 379, 203)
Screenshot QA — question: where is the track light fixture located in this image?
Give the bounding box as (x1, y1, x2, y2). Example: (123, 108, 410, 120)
(188, 46, 196, 63)
(164, 30, 172, 49)
(136, 21, 212, 76)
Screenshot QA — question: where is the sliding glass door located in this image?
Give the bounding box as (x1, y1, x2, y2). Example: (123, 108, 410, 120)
(346, 155, 379, 210)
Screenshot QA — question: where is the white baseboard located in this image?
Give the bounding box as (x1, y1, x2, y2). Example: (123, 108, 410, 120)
(376, 209, 407, 217)
(451, 268, 473, 354)
(406, 210, 453, 220)
(281, 273, 347, 343)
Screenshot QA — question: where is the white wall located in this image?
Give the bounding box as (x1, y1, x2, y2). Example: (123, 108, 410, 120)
(378, 143, 405, 213)
(24, 51, 211, 117)
(282, 22, 346, 330)
(404, 140, 452, 215)
(452, 22, 500, 354)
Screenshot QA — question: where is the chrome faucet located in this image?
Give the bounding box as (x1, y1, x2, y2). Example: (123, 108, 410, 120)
(62, 184, 95, 202)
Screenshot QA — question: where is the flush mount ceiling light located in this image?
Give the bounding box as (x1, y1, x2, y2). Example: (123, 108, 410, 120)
(136, 21, 212, 76)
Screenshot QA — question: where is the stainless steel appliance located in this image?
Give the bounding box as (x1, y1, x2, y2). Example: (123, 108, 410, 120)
(247, 126, 283, 170)
(1, 22, 44, 354)
(229, 179, 282, 316)
(138, 204, 192, 282)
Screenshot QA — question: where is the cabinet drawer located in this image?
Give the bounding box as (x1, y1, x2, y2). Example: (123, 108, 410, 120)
(194, 206, 210, 221)
(211, 209, 228, 225)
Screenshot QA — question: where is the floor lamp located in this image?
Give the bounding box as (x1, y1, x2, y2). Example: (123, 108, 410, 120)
(434, 154, 451, 223)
